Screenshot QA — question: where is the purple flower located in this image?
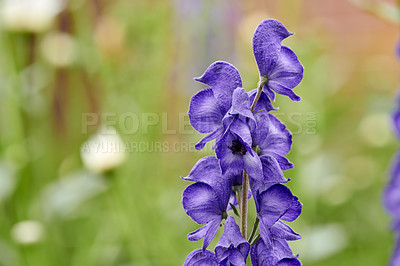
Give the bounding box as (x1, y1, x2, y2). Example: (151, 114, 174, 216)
(182, 159, 232, 249)
(215, 216, 250, 265)
(215, 117, 262, 179)
(250, 112, 294, 193)
(254, 184, 301, 247)
(189, 61, 244, 150)
(183, 249, 219, 266)
(253, 19, 303, 101)
(182, 155, 249, 216)
(251, 238, 300, 266)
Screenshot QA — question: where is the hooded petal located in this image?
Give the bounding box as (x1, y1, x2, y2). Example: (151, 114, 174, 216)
(229, 117, 253, 148)
(265, 46, 303, 101)
(215, 216, 250, 254)
(195, 61, 242, 114)
(258, 184, 294, 227)
(229, 88, 256, 130)
(184, 249, 219, 266)
(188, 88, 224, 133)
(251, 238, 298, 266)
(182, 182, 222, 224)
(227, 249, 247, 266)
(253, 19, 292, 77)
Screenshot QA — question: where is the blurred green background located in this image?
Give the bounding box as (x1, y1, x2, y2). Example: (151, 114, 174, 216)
(0, 0, 399, 265)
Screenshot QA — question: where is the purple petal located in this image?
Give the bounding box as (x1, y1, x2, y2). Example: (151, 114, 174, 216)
(253, 113, 292, 156)
(189, 88, 224, 133)
(216, 216, 249, 251)
(229, 88, 256, 130)
(385, 185, 400, 218)
(203, 218, 222, 250)
(276, 258, 302, 266)
(227, 249, 247, 266)
(251, 237, 298, 266)
(243, 149, 263, 181)
(261, 155, 288, 184)
(274, 154, 294, 171)
(258, 184, 294, 227)
(229, 118, 253, 148)
(281, 196, 302, 222)
(187, 218, 221, 250)
(184, 249, 219, 266)
(195, 61, 242, 114)
(182, 156, 222, 184)
(267, 80, 301, 101)
(269, 221, 301, 241)
(195, 127, 224, 150)
(266, 46, 303, 101)
(248, 89, 277, 113)
(250, 155, 289, 210)
(187, 224, 208, 242)
(253, 19, 292, 77)
(182, 156, 232, 209)
(182, 182, 222, 224)
(215, 132, 245, 178)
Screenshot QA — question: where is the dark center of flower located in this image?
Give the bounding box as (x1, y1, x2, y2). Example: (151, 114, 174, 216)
(228, 139, 247, 155)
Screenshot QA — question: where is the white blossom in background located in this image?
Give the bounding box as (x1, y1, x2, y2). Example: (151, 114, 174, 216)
(11, 220, 45, 244)
(40, 32, 76, 67)
(0, 0, 65, 33)
(80, 126, 126, 173)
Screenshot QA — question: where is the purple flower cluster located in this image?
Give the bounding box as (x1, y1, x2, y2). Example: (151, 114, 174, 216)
(384, 40, 400, 266)
(182, 19, 303, 265)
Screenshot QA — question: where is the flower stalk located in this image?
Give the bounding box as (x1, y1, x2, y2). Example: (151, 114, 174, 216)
(241, 171, 249, 238)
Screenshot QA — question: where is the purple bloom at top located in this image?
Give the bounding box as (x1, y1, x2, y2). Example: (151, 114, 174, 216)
(253, 19, 303, 101)
(215, 216, 250, 265)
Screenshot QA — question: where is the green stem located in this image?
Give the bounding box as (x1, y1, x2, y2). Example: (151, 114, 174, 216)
(248, 217, 259, 243)
(241, 171, 249, 238)
(250, 78, 267, 112)
(251, 234, 261, 246)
